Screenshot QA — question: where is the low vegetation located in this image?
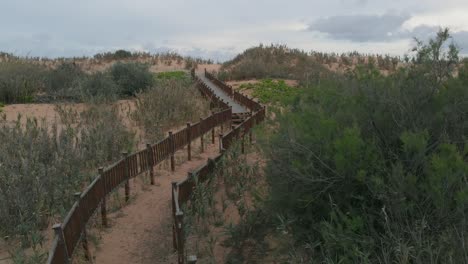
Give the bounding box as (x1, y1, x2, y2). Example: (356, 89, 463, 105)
(239, 79, 299, 105)
(132, 73, 210, 142)
(0, 104, 134, 255)
(156, 70, 189, 81)
(0, 59, 156, 103)
(215, 29, 468, 263)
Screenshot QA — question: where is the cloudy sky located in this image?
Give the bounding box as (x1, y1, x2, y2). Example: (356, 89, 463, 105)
(2, 0, 468, 61)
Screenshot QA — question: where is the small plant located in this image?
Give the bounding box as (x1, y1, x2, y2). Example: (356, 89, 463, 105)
(156, 71, 189, 81)
(239, 79, 299, 105)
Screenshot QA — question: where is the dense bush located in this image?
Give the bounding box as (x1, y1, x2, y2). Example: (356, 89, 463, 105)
(259, 29, 467, 263)
(46, 62, 84, 98)
(110, 62, 154, 96)
(0, 60, 46, 103)
(78, 71, 119, 102)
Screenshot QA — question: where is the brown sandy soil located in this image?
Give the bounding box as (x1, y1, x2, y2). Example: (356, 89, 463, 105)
(2, 100, 133, 126)
(1, 100, 146, 145)
(91, 130, 224, 264)
(199, 64, 221, 73)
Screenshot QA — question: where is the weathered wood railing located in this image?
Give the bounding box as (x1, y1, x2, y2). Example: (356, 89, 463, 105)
(47, 77, 233, 264)
(171, 71, 266, 264)
(205, 70, 263, 112)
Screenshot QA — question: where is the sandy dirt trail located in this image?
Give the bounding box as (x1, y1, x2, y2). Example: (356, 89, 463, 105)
(93, 140, 221, 264)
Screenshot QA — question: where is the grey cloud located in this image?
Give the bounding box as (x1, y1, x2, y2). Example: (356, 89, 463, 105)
(308, 14, 468, 54)
(452, 31, 468, 53)
(308, 13, 411, 42)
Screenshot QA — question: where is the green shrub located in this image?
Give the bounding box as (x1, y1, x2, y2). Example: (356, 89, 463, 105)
(45, 62, 84, 100)
(78, 72, 119, 102)
(113, 49, 133, 59)
(0, 60, 46, 103)
(259, 28, 467, 263)
(156, 71, 189, 81)
(239, 79, 299, 105)
(110, 62, 154, 96)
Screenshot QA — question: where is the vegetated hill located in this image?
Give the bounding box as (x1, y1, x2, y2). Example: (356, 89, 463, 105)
(0, 49, 221, 104)
(218, 44, 403, 83)
(0, 49, 217, 73)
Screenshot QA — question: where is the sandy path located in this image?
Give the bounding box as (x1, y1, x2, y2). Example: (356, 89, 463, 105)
(93, 138, 221, 264)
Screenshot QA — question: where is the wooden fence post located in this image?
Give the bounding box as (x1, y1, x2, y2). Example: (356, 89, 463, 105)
(250, 117, 255, 144)
(229, 106, 233, 129)
(74, 192, 91, 261)
(211, 112, 215, 144)
(122, 152, 130, 202)
(200, 118, 204, 153)
(52, 223, 70, 264)
(219, 133, 224, 153)
(146, 143, 155, 185)
(187, 123, 192, 161)
(171, 182, 178, 251)
(176, 211, 185, 264)
(99, 167, 108, 228)
(169, 131, 175, 172)
(241, 133, 245, 154)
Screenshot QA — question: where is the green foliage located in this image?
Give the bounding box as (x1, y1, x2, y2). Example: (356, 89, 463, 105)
(110, 62, 154, 96)
(0, 60, 46, 103)
(239, 79, 299, 105)
(259, 28, 468, 263)
(46, 62, 84, 98)
(78, 71, 119, 102)
(155, 71, 189, 81)
(113, 49, 133, 59)
(93, 49, 134, 60)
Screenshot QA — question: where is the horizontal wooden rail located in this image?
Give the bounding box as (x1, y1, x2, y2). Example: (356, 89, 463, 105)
(205, 71, 263, 112)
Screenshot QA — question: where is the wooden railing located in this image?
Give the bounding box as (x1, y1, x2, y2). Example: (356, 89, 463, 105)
(171, 72, 266, 264)
(46, 78, 233, 264)
(205, 71, 263, 111)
